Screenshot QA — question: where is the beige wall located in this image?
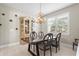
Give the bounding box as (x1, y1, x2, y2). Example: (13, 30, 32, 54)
(0, 5, 25, 46)
(45, 4, 79, 45)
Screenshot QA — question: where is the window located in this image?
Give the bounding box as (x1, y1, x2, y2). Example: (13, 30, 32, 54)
(47, 13, 70, 35)
(48, 18, 56, 32)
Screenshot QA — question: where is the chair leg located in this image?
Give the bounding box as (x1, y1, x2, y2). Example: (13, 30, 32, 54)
(50, 46, 52, 56)
(44, 47, 46, 56)
(56, 47, 57, 53)
(58, 45, 60, 50)
(44, 51, 45, 56)
(33, 45, 36, 52)
(73, 43, 74, 50)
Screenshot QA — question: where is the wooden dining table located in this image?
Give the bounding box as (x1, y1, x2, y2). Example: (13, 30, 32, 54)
(28, 36, 56, 56)
(28, 39, 44, 56)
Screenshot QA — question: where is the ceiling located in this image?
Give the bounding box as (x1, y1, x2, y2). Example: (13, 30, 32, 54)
(0, 3, 74, 17)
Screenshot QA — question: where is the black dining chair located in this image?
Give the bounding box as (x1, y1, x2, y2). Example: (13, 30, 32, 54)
(38, 31, 44, 40)
(73, 39, 79, 50)
(38, 33, 53, 56)
(30, 31, 37, 51)
(30, 31, 37, 42)
(51, 33, 61, 53)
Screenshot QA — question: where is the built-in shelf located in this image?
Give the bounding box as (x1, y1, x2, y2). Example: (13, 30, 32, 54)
(19, 17, 33, 43)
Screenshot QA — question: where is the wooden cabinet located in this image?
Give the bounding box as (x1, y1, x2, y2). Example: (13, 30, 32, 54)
(19, 17, 33, 43)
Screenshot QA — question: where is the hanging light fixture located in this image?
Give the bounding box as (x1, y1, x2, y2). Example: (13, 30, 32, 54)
(35, 3, 46, 24)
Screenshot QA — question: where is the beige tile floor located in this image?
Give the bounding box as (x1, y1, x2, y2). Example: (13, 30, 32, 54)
(0, 43, 76, 56)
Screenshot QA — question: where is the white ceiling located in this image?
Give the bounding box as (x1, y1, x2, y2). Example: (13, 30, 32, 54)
(0, 3, 73, 17)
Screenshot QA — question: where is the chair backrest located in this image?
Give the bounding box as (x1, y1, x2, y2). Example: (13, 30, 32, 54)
(56, 33, 61, 43)
(30, 31, 37, 41)
(75, 39, 79, 43)
(43, 33, 53, 44)
(38, 31, 44, 39)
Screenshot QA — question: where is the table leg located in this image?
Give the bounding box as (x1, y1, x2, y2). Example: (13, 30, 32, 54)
(28, 44, 30, 51)
(28, 44, 36, 56)
(36, 44, 39, 56)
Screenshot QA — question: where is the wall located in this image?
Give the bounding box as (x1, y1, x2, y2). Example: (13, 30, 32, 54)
(0, 4, 79, 46)
(0, 5, 25, 46)
(45, 4, 79, 45)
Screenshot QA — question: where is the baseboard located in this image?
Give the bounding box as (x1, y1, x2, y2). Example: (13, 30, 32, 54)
(0, 42, 19, 48)
(61, 42, 72, 48)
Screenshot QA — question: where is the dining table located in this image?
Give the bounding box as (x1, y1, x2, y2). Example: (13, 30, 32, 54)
(28, 36, 56, 56)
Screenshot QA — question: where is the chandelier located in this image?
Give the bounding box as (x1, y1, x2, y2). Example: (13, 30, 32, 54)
(35, 3, 46, 24)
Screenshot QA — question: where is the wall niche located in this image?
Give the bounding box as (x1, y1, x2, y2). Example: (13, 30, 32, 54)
(15, 14, 18, 17)
(9, 19, 13, 22)
(16, 28, 18, 30)
(2, 13, 5, 16)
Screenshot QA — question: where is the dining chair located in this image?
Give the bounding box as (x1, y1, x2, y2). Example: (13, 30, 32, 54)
(51, 33, 61, 53)
(73, 39, 79, 50)
(30, 31, 37, 51)
(38, 33, 53, 56)
(38, 31, 44, 40)
(30, 31, 37, 42)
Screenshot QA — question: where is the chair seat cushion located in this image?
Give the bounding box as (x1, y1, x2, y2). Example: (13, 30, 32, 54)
(73, 42, 78, 46)
(38, 42, 50, 51)
(51, 40, 59, 47)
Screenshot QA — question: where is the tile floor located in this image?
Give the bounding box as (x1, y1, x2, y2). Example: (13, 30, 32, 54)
(0, 43, 77, 56)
